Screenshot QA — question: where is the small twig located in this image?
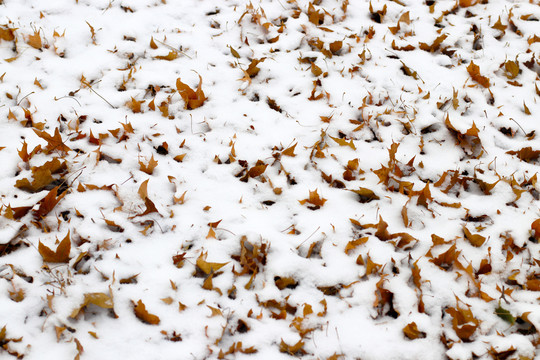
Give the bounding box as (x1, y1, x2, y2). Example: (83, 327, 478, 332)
(17, 91, 35, 106)
(82, 80, 116, 108)
(509, 117, 526, 135)
(155, 39, 192, 59)
(296, 226, 321, 249)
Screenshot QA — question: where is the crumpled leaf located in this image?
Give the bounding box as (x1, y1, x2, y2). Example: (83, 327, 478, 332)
(446, 301, 479, 341)
(350, 187, 380, 203)
(133, 299, 160, 325)
(38, 231, 71, 263)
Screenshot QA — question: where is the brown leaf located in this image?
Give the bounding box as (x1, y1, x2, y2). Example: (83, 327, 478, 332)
(70, 292, 114, 318)
(467, 61, 490, 88)
(139, 155, 158, 175)
(330, 136, 356, 150)
(506, 147, 540, 163)
(282, 143, 297, 157)
(154, 50, 179, 61)
(531, 219, 540, 241)
(403, 322, 425, 340)
(279, 339, 305, 355)
(149, 36, 158, 49)
(504, 60, 519, 79)
(463, 226, 486, 247)
(419, 34, 447, 52)
(0, 26, 16, 41)
(245, 58, 265, 78)
(350, 188, 379, 203)
(248, 163, 267, 178)
(196, 251, 228, 275)
(134, 300, 160, 325)
(446, 301, 479, 341)
(299, 189, 327, 208)
(33, 186, 66, 219)
(126, 97, 145, 113)
(176, 75, 207, 110)
(27, 30, 42, 49)
(39, 231, 71, 263)
(33, 128, 71, 154)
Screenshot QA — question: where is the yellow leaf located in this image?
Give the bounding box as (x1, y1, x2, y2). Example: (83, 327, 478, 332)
(329, 136, 356, 150)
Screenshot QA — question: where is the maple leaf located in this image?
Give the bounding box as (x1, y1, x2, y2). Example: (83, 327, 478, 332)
(139, 154, 158, 175)
(27, 29, 42, 49)
(15, 158, 66, 193)
(299, 189, 327, 209)
(133, 179, 159, 217)
(279, 339, 305, 355)
(126, 97, 145, 113)
(33, 186, 66, 219)
(33, 128, 71, 154)
(467, 61, 490, 88)
(350, 187, 380, 203)
(446, 300, 479, 341)
(133, 300, 160, 325)
(38, 231, 71, 263)
(176, 75, 207, 109)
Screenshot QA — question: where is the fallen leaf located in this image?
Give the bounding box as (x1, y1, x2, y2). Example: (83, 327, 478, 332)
(133, 300, 160, 325)
(467, 61, 490, 88)
(176, 75, 207, 109)
(70, 292, 114, 318)
(33, 128, 71, 154)
(38, 231, 71, 263)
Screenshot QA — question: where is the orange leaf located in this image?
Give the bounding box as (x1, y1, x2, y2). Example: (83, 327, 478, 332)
(38, 231, 71, 263)
(403, 322, 424, 340)
(531, 219, 540, 241)
(126, 97, 145, 113)
(463, 226, 486, 247)
(133, 300, 160, 325)
(282, 143, 297, 157)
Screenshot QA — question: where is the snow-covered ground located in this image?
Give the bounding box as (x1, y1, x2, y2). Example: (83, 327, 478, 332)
(0, 0, 539, 359)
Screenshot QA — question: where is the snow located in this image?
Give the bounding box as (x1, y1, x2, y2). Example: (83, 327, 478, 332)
(0, 0, 539, 359)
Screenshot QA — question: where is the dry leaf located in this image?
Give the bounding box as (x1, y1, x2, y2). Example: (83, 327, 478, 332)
(299, 189, 327, 208)
(38, 231, 71, 263)
(196, 251, 228, 275)
(33, 128, 71, 154)
(33, 186, 66, 219)
(403, 322, 425, 340)
(133, 300, 160, 325)
(27, 30, 42, 49)
(176, 75, 207, 110)
(154, 50, 179, 61)
(70, 292, 114, 318)
(467, 61, 490, 88)
(139, 155, 158, 175)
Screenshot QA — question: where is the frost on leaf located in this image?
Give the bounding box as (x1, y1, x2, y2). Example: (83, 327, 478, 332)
(176, 75, 207, 110)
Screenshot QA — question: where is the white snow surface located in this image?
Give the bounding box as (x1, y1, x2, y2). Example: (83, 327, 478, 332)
(0, 0, 539, 359)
